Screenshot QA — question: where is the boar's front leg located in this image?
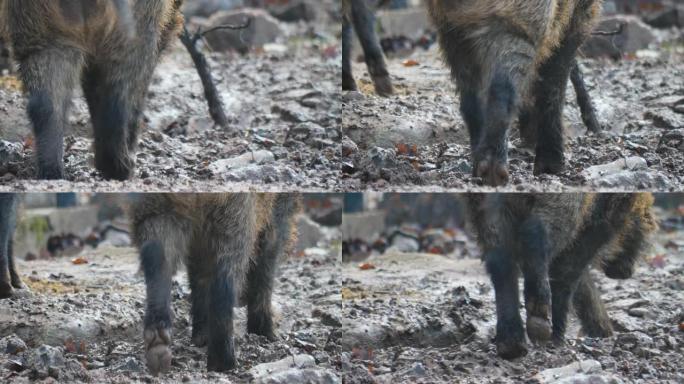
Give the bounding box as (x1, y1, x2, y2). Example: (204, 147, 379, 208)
(20, 48, 84, 180)
(246, 194, 298, 339)
(518, 217, 552, 344)
(140, 240, 174, 376)
(485, 247, 527, 359)
(349, 0, 393, 96)
(572, 270, 613, 338)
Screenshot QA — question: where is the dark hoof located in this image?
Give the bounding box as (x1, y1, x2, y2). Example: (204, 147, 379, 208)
(97, 156, 135, 181)
(207, 342, 236, 373)
(533, 155, 564, 176)
(602, 260, 634, 279)
(372, 75, 394, 97)
(37, 165, 65, 180)
(11, 278, 25, 290)
(247, 314, 276, 341)
(496, 339, 528, 359)
(342, 77, 358, 92)
(581, 325, 613, 339)
(144, 327, 172, 376)
(526, 315, 552, 344)
(0, 281, 14, 299)
(475, 157, 509, 187)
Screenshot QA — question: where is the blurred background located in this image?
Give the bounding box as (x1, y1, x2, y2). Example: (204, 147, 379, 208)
(12, 193, 342, 263)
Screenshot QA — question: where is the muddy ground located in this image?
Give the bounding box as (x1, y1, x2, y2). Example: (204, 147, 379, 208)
(341, 33, 684, 192)
(341, 207, 684, 383)
(0, 21, 341, 193)
(0, 229, 342, 383)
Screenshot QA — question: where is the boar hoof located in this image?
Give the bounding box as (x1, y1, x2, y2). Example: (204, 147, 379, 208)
(533, 157, 564, 176)
(342, 77, 358, 92)
(496, 339, 528, 360)
(0, 281, 14, 299)
(372, 75, 394, 97)
(144, 327, 172, 376)
(207, 346, 237, 373)
(526, 315, 552, 343)
(37, 165, 65, 180)
(475, 158, 509, 186)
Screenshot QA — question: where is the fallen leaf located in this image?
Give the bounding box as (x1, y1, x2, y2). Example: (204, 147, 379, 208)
(64, 338, 77, 353)
(71, 257, 88, 265)
(358, 262, 376, 270)
(403, 59, 420, 67)
(648, 254, 666, 269)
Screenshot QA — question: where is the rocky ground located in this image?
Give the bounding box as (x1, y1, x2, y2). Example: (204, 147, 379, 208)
(0, 227, 342, 383)
(0, 21, 341, 193)
(341, 206, 684, 383)
(341, 33, 684, 192)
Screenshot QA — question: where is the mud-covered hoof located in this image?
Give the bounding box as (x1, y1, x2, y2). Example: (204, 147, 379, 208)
(97, 155, 135, 181)
(602, 261, 634, 279)
(342, 77, 358, 92)
(144, 327, 172, 376)
(37, 165, 65, 180)
(0, 281, 14, 299)
(475, 158, 509, 187)
(526, 315, 552, 343)
(533, 156, 564, 176)
(206, 347, 236, 373)
(372, 75, 394, 97)
(496, 339, 528, 359)
(580, 324, 613, 339)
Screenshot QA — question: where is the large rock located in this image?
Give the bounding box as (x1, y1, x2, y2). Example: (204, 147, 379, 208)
(202, 9, 285, 53)
(583, 16, 656, 59)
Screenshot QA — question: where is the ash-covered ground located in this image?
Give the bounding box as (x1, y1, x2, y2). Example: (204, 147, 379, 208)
(341, 32, 684, 192)
(341, 207, 684, 383)
(0, 230, 342, 383)
(0, 20, 341, 193)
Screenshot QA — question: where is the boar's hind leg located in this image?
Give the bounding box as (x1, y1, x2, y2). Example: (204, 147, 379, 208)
(350, 0, 393, 96)
(601, 216, 644, 279)
(485, 248, 527, 359)
(83, 49, 157, 181)
(246, 195, 298, 340)
(572, 270, 613, 338)
(342, 16, 357, 91)
(449, 30, 533, 186)
(549, 195, 636, 342)
(82, 64, 135, 181)
(140, 240, 174, 376)
(518, 217, 552, 344)
(202, 201, 258, 372)
(0, 195, 16, 298)
(21, 48, 84, 180)
(532, 9, 594, 176)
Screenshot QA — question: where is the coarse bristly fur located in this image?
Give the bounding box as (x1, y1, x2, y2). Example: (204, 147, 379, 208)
(0, 193, 25, 299)
(130, 193, 301, 375)
(0, 0, 184, 181)
(466, 193, 655, 359)
(426, 0, 603, 186)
